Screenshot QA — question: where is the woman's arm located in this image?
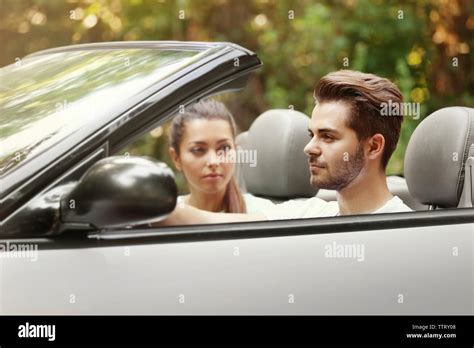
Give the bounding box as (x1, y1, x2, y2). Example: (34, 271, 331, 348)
(154, 204, 267, 226)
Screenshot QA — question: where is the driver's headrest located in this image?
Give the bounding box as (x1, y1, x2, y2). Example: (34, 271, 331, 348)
(404, 107, 474, 208)
(236, 109, 318, 199)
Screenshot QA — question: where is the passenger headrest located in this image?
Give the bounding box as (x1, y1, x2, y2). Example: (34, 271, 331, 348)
(234, 131, 248, 192)
(237, 109, 318, 198)
(404, 107, 474, 207)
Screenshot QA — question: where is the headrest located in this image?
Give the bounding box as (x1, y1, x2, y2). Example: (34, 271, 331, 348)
(234, 131, 248, 192)
(238, 109, 318, 198)
(404, 107, 474, 207)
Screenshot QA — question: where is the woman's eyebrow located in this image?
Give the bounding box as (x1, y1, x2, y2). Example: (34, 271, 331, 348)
(187, 138, 231, 145)
(216, 138, 231, 143)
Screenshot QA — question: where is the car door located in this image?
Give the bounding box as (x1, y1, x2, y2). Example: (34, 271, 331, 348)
(1, 209, 472, 314)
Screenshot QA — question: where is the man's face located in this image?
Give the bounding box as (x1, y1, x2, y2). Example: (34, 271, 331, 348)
(304, 100, 366, 191)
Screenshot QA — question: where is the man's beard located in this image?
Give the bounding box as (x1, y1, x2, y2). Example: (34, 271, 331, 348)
(311, 143, 365, 191)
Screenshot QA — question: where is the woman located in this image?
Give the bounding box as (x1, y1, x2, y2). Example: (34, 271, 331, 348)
(168, 99, 274, 213)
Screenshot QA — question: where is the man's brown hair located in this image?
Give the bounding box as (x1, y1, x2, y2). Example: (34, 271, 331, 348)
(313, 70, 404, 168)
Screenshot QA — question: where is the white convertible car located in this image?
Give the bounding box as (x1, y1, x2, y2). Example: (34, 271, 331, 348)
(0, 41, 473, 314)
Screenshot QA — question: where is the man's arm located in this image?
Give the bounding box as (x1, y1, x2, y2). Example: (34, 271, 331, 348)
(153, 204, 267, 226)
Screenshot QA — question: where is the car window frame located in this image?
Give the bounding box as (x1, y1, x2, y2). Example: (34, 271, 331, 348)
(1, 44, 261, 223)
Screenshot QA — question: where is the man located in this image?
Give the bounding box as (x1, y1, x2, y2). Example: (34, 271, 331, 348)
(157, 70, 412, 226)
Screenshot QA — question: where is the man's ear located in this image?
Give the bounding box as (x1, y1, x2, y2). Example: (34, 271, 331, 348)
(169, 147, 182, 171)
(366, 133, 385, 162)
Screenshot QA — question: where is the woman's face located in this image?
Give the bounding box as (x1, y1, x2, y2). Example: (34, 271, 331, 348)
(170, 119, 236, 195)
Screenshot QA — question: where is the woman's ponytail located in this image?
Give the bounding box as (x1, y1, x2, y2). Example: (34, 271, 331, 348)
(223, 176, 246, 213)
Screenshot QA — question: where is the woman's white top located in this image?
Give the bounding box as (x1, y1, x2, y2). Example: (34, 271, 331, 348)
(177, 193, 274, 213)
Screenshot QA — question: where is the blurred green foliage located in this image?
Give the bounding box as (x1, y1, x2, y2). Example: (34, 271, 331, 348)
(1, 0, 473, 177)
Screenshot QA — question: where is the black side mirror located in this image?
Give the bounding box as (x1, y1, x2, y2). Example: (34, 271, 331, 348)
(60, 156, 177, 230)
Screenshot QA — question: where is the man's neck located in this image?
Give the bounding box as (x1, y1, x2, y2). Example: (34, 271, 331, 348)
(336, 169, 393, 215)
(186, 188, 226, 212)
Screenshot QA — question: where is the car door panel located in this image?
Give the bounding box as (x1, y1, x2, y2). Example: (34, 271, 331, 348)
(1, 222, 472, 314)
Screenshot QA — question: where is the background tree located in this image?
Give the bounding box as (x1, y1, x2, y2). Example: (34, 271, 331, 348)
(1, 0, 472, 175)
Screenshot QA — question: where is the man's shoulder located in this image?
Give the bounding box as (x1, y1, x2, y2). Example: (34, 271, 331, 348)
(376, 196, 413, 213)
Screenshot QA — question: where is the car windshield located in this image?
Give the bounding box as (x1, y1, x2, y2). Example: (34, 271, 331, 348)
(0, 48, 208, 176)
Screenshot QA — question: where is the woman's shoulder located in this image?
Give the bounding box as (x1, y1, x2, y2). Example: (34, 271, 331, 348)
(243, 193, 275, 213)
(177, 195, 189, 204)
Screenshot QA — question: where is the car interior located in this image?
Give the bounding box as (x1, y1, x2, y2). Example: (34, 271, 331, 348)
(236, 106, 474, 211)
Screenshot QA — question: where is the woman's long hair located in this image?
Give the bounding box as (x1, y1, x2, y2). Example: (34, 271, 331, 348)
(168, 99, 247, 213)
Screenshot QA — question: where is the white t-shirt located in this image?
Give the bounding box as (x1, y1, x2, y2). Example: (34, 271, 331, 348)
(177, 193, 275, 214)
(262, 196, 412, 220)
